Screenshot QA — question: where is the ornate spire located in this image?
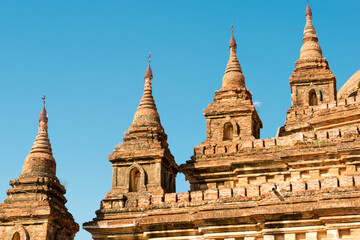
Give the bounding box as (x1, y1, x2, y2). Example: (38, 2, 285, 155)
(20, 95, 56, 179)
(299, 1, 323, 59)
(221, 25, 245, 90)
(130, 55, 162, 129)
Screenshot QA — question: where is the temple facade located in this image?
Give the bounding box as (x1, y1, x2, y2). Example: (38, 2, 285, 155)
(84, 3, 360, 240)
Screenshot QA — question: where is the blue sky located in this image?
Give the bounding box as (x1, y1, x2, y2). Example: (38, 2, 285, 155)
(0, 1, 359, 239)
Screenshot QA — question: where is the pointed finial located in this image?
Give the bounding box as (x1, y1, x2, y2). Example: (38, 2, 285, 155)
(39, 95, 48, 123)
(305, 0, 312, 17)
(229, 25, 237, 48)
(144, 53, 153, 79)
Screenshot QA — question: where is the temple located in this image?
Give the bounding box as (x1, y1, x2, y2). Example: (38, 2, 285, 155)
(1, 2, 360, 240)
(0, 97, 79, 239)
(84, 2, 360, 240)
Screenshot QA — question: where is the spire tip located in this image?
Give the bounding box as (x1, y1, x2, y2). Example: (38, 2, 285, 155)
(305, 0, 312, 17)
(229, 25, 237, 48)
(144, 54, 153, 79)
(39, 95, 48, 123)
(148, 53, 151, 65)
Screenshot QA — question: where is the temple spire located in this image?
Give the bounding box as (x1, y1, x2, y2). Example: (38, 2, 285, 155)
(300, 1, 323, 59)
(130, 55, 162, 129)
(221, 25, 245, 90)
(20, 95, 56, 179)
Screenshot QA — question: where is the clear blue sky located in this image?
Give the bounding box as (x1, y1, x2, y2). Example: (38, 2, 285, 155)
(0, 1, 359, 239)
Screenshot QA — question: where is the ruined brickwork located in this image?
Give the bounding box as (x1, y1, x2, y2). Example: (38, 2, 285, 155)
(84, 3, 360, 240)
(0, 101, 79, 239)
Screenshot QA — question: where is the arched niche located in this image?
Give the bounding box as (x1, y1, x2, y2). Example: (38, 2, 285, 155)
(130, 168, 141, 192)
(125, 163, 146, 192)
(12, 232, 20, 240)
(223, 122, 234, 140)
(8, 224, 28, 240)
(309, 89, 318, 106)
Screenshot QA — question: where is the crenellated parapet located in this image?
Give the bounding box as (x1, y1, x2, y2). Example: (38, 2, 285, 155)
(85, 173, 360, 239)
(281, 94, 360, 136)
(99, 174, 360, 212)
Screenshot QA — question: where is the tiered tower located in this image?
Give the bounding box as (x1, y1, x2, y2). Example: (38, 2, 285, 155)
(182, 28, 262, 190)
(83, 57, 179, 237)
(204, 26, 262, 142)
(0, 97, 79, 240)
(279, 2, 337, 136)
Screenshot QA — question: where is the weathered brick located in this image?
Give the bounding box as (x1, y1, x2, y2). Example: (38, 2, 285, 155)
(164, 193, 177, 203)
(321, 177, 339, 189)
(307, 180, 320, 190)
(277, 182, 291, 192)
(339, 175, 354, 187)
(291, 181, 306, 192)
(219, 188, 232, 200)
(190, 191, 203, 202)
(204, 189, 218, 201)
(246, 185, 260, 197)
(178, 192, 190, 203)
(261, 183, 276, 195)
(232, 187, 246, 198)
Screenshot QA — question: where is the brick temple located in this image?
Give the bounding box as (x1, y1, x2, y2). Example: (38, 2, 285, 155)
(83, 3, 360, 240)
(2, 2, 360, 240)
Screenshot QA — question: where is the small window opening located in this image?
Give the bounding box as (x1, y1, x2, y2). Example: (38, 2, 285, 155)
(12, 232, 20, 240)
(309, 89, 318, 106)
(223, 122, 233, 140)
(130, 168, 141, 192)
(169, 173, 174, 192)
(319, 90, 323, 101)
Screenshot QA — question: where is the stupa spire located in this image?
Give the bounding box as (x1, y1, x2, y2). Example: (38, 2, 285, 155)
(130, 54, 162, 129)
(20, 95, 56, 179)
(221, 25, 245, 90)
(300, 1, 323, 59)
